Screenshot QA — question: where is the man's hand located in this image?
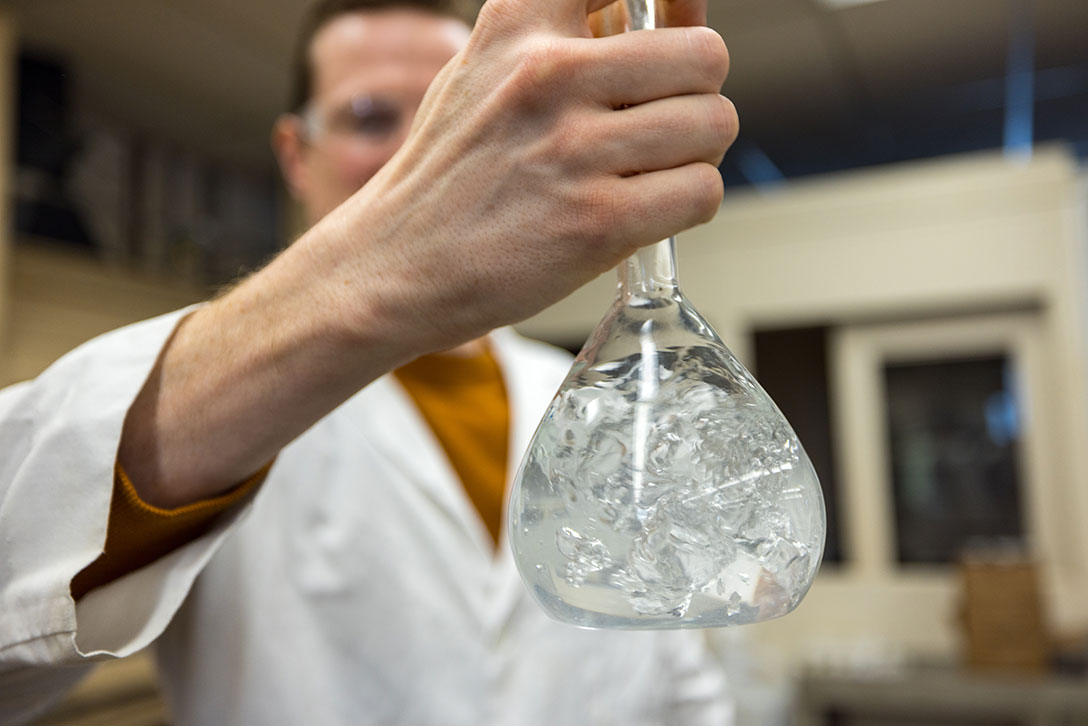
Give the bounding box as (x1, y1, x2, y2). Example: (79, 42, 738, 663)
(333, 0, 736, 351)
(120, 0, 737, 507)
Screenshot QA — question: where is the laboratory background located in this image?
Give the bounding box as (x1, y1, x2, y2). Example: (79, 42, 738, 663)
(2, 0, 1088, 724)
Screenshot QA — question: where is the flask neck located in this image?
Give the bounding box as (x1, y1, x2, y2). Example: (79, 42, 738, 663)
(619, 238, 680, 302)
(624, 0, 659, 30)
(616, 0, 673, 304)
(617, 0, 674, 300)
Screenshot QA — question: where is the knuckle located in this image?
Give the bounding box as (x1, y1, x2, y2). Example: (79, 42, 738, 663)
(577, 182, 626, 248)
(688, 27, 730, 87)
(708, 95, 739, 149)
(694, 164, 725, 223)
(534, 110, 590, 173)
(473, 1, 511, 35)
(554, 112, 587, 158)
(512, 37, 577, 96)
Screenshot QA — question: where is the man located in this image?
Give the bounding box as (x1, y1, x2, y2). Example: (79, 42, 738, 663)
(0, 0, 739, 723)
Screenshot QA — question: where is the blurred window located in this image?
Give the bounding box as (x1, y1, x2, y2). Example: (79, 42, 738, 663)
(884, 356, 1025, 564)
(753, 326, 843, 564)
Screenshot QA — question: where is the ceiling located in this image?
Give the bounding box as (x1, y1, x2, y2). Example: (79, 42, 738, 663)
(7, 0, 1088, 177)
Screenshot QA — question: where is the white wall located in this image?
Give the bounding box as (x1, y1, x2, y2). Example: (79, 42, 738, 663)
(517, 146, 1088, 666)
(0, 245, 206, 387)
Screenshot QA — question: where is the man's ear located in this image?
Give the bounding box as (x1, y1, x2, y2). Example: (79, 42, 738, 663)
(271, 114, 309, 201)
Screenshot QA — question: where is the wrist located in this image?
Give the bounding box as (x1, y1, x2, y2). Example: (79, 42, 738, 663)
(300, 182, 480, 362)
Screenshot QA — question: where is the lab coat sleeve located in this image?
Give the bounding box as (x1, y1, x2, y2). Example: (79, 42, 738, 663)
(0, 306, 259, 725)
(663, 631, 735, 726)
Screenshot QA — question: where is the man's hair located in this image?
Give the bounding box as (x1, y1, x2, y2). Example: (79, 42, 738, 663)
(288, 0, 478, 112)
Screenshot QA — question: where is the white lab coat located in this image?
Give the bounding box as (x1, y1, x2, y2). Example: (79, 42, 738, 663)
(0, 309, 732, 726)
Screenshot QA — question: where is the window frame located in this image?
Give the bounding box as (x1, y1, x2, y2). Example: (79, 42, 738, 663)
(829, 313, 1061, 577)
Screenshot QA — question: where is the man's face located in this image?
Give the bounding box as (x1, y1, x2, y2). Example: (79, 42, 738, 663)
(275, 10, 470, 224)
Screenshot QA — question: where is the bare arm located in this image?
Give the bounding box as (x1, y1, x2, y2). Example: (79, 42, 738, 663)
(120, 0, 738, 508)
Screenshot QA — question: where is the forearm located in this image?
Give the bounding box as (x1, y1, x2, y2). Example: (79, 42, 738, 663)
(118, 212, 420, 508)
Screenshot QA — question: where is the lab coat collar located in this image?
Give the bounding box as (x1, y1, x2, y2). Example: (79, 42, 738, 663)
(344, 328, 570, 635)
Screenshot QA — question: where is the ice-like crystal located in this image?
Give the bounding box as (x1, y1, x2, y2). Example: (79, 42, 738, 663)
(511, 344, 825, 629)
(556, 526, 612, 586)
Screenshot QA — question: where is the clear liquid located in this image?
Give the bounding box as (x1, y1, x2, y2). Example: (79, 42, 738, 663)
(510, 344, 824, 629)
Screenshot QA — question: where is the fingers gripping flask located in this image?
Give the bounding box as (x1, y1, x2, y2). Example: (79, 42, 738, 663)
(507, 1, 826, 629)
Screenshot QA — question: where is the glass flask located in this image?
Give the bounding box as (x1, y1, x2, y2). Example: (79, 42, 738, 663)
(507, 0, 826, 630)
